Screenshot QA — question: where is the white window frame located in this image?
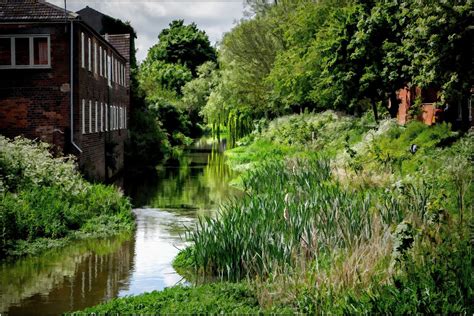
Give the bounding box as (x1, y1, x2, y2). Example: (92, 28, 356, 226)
(81, 32, 85, 68)
(104, 50, 107, 79)
(89, 100, 92, 134)
(111, 105, 115, 130)
(121, 107, 124, 129)
(104, 103, 109, 132)
(95, 101, 98, 132)
(0, 35, 51, 69)
(82, 99, 86, 134)
(94, 42, 97, 75)
(111, 56, 115, 83)
(116, 106, 119, 130)
(88, 37, 91, 72)
(107, 54, 112, 87)
(121, 64, 124, 86)
(100, 102, 104, 132)
(99, 47, 102, 76)
(124, 107, 127, 129)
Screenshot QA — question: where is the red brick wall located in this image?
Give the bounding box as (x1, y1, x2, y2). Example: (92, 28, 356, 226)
(0, 22, 129, 181)
(0, 24, 70, 150)
(74, 24, 129, 181)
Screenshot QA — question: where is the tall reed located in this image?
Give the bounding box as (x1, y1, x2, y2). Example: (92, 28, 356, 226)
(189, 157, 428, 280)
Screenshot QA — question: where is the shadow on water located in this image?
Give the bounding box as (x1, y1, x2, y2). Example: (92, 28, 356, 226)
(0, 138, 240, 315)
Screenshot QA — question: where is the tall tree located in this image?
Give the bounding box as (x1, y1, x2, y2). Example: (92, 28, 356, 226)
(147, 20, 217, 75)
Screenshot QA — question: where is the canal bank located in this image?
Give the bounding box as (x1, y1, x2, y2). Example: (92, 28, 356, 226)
(0, 138, 238, 315)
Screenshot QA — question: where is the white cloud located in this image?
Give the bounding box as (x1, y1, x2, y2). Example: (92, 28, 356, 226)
(49, 0, 245, 61)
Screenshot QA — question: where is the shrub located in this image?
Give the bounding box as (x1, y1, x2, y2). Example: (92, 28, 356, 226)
(0, 136, 134, 259)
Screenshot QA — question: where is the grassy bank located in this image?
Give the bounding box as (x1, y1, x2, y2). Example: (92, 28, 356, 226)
(79, 111, 473, 313)
(189, 112, 474, 313)
(76, 283, 272, 314)
(0, 136, 135, 259)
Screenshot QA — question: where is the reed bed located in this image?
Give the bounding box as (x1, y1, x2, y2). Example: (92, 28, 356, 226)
(189, 157, 427, 281)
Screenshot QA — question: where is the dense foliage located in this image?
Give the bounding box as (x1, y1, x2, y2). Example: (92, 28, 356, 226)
(0, 136, 134, 258)
(198, 0, 472, 140)
(136, 20, 217, 160)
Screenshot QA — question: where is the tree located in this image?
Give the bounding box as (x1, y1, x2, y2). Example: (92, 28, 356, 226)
(138, 20, 218, 144)
(147, 20, 217, 75)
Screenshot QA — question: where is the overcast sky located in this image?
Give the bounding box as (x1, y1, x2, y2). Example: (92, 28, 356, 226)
(49, 0, 245, 61)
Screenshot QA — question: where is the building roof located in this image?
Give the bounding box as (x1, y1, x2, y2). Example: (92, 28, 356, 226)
(76, 6, 136, 38)
(0, 0, 78, 22)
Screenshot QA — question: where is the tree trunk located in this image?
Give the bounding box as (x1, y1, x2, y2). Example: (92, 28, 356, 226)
(372, 100, 379, 123)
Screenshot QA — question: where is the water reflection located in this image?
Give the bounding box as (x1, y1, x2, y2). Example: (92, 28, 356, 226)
(118, 209, 192, 297)
(125, 137, 241, 214)
(0, 235, 134, 315)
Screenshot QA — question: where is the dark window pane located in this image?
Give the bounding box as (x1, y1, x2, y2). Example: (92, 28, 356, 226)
(33, 37, 48, 65)
(15, 37, 30, 65)
(0, 38, 11, 65)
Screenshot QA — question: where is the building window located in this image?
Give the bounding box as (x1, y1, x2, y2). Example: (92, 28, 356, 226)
(94, 42, 97, 75)
(105, 103, 109, 132)
(95, 101, 98, 132)
(103, 50, 107, 78)
(89, 100, 92, 133)
(0, 37, 11, 66)
(99, 47, 102, 76)
(82, 99, 86, 134)
(107, 55, 112, 87)
(88, 37, 91, 72)
(122, 106, 125, 129)
(111, 105, 115, 130)
(122, 107, 125, 129)
(81, 32, 85, 68)
(111, 56, 114, 83)
(120, 64, 123, 86)
(124, 108, 127, 129)
(113, 105, 116, 130)
(100, 102, 103, 132)
(0, 35, 50, 69)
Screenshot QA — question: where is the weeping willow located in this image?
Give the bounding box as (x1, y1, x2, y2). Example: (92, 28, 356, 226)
(226, 110, 253, 148)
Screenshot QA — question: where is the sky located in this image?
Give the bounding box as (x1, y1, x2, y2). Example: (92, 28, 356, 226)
(49, 0, 246, 61)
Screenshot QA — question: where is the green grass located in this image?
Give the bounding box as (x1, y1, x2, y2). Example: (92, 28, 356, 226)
(75, 283, 266, 314)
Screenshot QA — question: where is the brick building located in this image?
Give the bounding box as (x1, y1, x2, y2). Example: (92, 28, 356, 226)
(0, 0, 131, 181)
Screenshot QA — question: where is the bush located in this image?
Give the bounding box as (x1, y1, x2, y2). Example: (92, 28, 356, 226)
(0, 136, 134, 259)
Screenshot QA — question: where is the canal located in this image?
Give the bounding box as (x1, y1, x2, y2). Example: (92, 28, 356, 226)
(0, 138, 239, 315)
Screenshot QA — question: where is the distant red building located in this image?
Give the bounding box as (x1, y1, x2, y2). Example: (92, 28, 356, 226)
(0, 0, 131, 181)
(391, 85, 473, 128)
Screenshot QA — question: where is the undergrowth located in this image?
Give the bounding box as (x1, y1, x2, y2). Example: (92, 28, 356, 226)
(0, 136, 135, 259)
(181, 112, 474, 313)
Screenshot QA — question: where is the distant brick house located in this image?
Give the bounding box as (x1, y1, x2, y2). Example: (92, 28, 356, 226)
(390, 85, 474, 128)
(0, 0, 131, 181)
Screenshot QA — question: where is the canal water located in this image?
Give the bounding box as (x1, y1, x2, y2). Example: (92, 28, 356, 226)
(0, 138, 239, 315)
